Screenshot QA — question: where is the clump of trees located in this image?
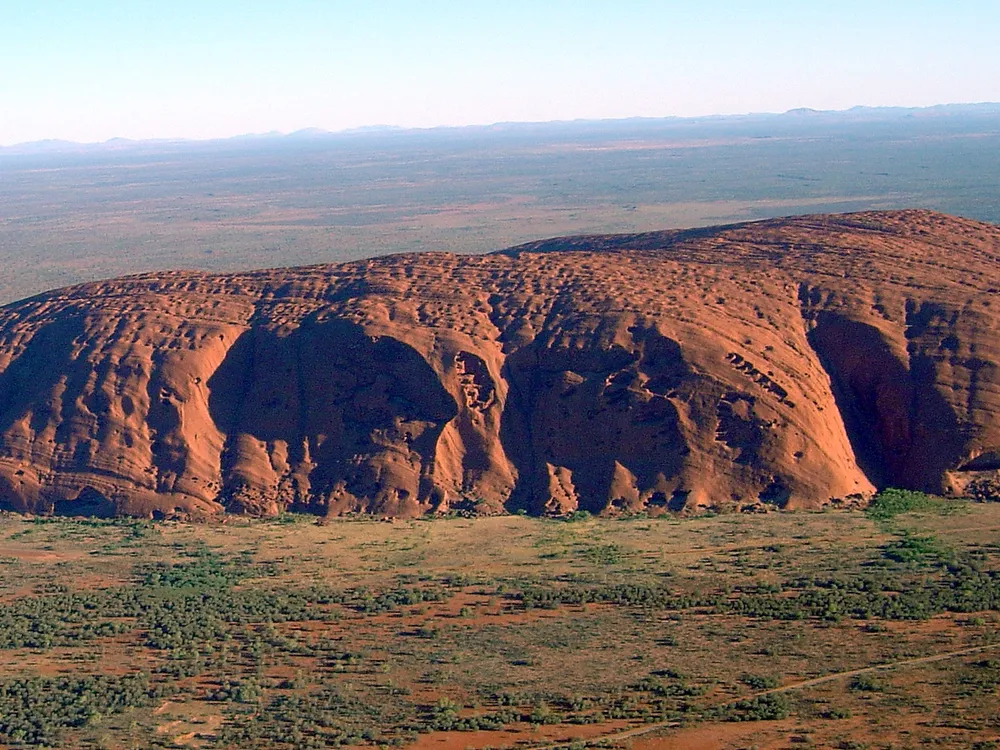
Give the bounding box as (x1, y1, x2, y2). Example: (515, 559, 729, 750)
(865, 488, 937, 520)
(0, 674, 159, 746)
(709, 694, 791, 722)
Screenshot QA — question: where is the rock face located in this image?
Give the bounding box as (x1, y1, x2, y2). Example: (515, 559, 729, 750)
(0, 210, 996, 518)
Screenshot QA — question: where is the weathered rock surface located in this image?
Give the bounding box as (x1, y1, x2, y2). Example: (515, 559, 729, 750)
(0, 210, 996, 518)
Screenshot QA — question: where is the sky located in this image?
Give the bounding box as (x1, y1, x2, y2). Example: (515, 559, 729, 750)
(3, 0, 1000, 145)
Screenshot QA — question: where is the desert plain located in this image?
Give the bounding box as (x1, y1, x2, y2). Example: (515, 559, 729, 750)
(0, 110, 998, 749)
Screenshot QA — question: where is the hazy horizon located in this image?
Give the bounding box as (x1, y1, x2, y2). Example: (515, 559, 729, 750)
(6, 1, 1000, 146)
(3, 100, 1000, 149)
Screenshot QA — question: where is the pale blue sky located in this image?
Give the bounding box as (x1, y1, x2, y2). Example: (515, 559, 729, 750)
(2, 1, 999, 145)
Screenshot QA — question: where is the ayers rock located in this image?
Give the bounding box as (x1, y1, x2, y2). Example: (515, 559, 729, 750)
(0, 209, 997, 518)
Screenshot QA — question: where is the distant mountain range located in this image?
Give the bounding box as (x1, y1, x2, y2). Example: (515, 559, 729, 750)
(4, 102, 999, 156)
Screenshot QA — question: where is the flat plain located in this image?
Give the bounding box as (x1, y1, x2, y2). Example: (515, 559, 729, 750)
(1, 107, 999, 305)
(2, 107, 1000, 750)
(0, 493, 998, 748)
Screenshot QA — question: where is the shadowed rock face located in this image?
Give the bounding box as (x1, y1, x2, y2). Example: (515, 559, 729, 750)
(207, 317, 458, 516)
(0, 209, 996, 518)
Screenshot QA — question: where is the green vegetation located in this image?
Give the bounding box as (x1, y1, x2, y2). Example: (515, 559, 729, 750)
(848, 674, 886, 693)
(0, 498, 996, 748)
(0, 675, 159, 747)
(741, 673, 780, 690)
(712, 693, 792, 722)
(864, 488, 938, 521)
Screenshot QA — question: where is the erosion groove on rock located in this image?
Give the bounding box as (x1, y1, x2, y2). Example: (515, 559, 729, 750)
(0, 210, 996, 518)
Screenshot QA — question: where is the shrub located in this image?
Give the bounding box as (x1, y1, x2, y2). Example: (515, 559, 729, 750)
(848, 674, 885, 692)
(865, 488, 936, 521)
(714, 693, 791, 721)
(741, 674, 780, 690)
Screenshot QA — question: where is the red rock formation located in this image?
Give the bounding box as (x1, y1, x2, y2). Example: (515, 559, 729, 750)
(0, 210, 995, 517)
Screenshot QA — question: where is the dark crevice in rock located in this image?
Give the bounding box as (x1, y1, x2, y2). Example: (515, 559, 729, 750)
(805, 310, 966, 492)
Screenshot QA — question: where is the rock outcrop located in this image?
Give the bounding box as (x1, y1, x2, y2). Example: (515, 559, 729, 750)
(0, 210, 996, 517)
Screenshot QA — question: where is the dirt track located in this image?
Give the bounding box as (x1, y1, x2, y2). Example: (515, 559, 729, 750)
(535, 640, 1000, 748)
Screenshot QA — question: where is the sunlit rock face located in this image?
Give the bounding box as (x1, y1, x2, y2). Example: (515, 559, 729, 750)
(0, 210, 996, 518)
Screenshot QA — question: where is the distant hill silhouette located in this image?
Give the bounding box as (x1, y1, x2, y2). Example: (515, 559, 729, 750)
(4, 102, 999, 154)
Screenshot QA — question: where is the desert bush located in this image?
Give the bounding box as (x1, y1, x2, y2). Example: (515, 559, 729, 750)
(848, 674, 885, 692)
(712, 693, 791, 721)
(0, 674, 159, 746)
(881, 533, 948, 565)
(741, 673, 780, 690)
(865, 488, 936, 521)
